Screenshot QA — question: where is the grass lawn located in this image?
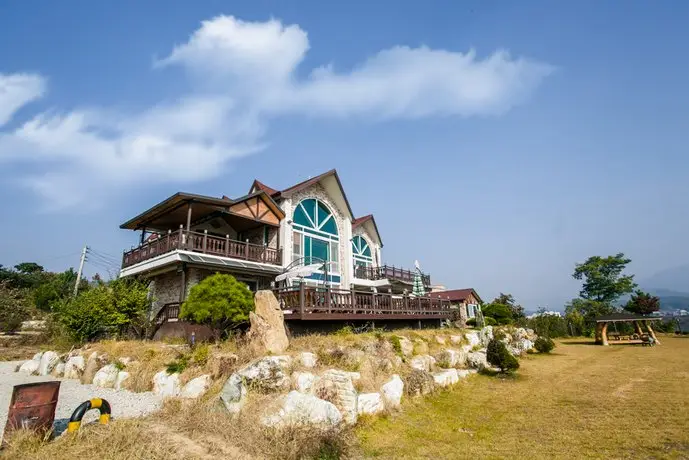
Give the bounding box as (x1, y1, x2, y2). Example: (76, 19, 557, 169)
(357, 336, 689, 459)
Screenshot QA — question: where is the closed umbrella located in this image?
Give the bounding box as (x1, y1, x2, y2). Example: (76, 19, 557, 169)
(411, 260, 426, 297)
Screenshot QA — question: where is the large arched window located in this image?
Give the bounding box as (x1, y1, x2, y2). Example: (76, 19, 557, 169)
(292, 198, 340, 282)
(352, 235, 373, 268)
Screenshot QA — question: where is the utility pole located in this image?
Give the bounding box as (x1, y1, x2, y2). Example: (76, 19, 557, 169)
(74, 245, 88, 297)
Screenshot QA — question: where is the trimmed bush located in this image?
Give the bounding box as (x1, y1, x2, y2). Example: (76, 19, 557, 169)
(534, 336, 555, 353)
(483, 316, 497, 326)
(466, 318, 477, 327)
(486, 338, 519, 373)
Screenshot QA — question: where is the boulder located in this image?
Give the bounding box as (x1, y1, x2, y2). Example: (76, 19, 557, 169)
(115, 371, 130, 390)
(467, 350, 488, 370)
(64, 356, 86, 380)
(220, 373, 247, 414)
(292, 372, 319, 394)
(180, 374, 211, 399)
(81, 352, 103, 384)
(513, 328, 528, 341)
(435, 349, 465, 368)
(514, 338, 534, 353)
(263, 391, 342, 428)
(526, 328, 538, 341)
(32, 352, 43, 361)
(357, 393, 384, 415)
(432, 368, 459, 387)
(435, 336, 447, 345)
(118, 357, 133, 366)
(299, 352, 318, 368)
(51, 362, 65, 378)
(413, 339, 429, 355)
(457, 369, 476, 379)
(480, 326, 494, 346)
(381, 375, 404, 409)
(404, 369, 435, 396)
(464, 331, 481, 348)
(236, 356, 292, 391)
(38, 351, 59, 376)
(18, 359, 40, 375)
(314, 370, 358, 424)
(208, 353, 239, 379)
(410, 355, 436, 372)
(449, 335, 464, 345)
(395, 336, 414, 357)
(93, 364, 120, 388)
(153, 371, 181, 398)
(247, 290, 289, 354)
(345, 371, 361, 383)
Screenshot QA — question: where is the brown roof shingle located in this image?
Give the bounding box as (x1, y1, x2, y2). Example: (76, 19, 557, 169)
(430, 288, 482, 303)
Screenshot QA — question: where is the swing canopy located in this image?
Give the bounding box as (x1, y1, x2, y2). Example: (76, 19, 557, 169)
(594, 313, 662, 346)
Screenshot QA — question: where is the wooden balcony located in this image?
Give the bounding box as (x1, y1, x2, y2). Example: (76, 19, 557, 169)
(274, 285, 452, 320)
(354, 264, 431, 286)
(122, 228, 282, 268)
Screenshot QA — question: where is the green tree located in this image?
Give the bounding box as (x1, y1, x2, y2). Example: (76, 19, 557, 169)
(527, 308, 569, 338)
(565, 298, 615, 336)
(572, 253, 637, 304)
(482, 302, 514, 325)
(180, 274, 254, 335)
(0, 281, 30, 333)
(486, 338, 519, 373)
(33, 268, 79, 311)
(14, 262, 44, 274)
(624, 290, 660, 316)
(490, 293, 525, 322)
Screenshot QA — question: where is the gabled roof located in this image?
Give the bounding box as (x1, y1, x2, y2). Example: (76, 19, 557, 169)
(250, 169, 355, 220)
(352, 214, 383, 247)
(430, 288, 482, 304)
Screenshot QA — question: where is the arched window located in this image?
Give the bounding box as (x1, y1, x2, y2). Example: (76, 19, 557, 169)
(292, 198, 340, 282)
(352, 235, 373, 268)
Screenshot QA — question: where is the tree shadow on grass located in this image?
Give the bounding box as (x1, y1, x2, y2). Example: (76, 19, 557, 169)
(558, 340, 597, 346)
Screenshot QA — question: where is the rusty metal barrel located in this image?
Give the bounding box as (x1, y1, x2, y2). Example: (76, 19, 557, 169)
(5, 381, 61, 438)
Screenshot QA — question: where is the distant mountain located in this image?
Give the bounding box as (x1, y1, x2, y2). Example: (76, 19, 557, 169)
(639, 265, 689, 292)
(646, 289, 689, 311)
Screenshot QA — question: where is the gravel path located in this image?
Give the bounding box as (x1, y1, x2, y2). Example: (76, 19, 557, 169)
(0, 361, 164, 440)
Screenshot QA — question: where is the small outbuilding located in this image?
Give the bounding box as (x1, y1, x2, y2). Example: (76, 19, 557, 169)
(594, 313, 662, 346)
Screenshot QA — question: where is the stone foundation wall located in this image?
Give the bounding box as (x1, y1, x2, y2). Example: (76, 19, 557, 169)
(149, 270, 183, 318)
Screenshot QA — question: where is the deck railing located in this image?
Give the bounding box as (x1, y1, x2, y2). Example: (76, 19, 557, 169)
(274, 285, 453, 320)
(354, 264, 431, 286)
(122, 228, 282, 268)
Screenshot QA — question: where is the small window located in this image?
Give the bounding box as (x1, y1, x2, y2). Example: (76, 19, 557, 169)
(292, 231, 302, 262)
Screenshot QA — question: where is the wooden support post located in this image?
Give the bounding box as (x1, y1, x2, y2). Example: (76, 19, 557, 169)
(601, 322, 609, 346)
(186, 202, 193, 232)
(178, 224, 184, 249)
(634, 320, 643, 336)
(299, 282, 305, 317)
(225, 235, 230, 256)
(646, 321, 660, 345)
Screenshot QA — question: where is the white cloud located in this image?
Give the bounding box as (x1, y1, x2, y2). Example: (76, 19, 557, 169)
(0, 73, 46, 126)
(0, 15, 554, 209)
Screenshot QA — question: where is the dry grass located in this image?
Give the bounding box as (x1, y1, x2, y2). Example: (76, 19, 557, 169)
(357, 335, 689, 459)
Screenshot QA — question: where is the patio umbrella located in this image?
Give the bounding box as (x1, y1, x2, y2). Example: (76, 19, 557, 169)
(411, 260, 426, 297)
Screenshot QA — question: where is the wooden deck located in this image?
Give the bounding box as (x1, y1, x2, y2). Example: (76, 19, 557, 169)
(274, 285, 454, 320)
(122, 228, 282, 268)
(354, 264, 431, 286)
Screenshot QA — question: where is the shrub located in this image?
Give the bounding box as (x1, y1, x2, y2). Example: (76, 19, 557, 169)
(335, 325, 354, 336)
(534, 336, 555, 353)
(486, 338, 519, 373)
(482, 303, 514, 325)
(466, 318, 477, 327)
(180, 274, 253, 336)
(191, 344, 210, 365)
(389, 335, 403, 357)
(0, 282, 30, 333)
(483, 316, 497, 326)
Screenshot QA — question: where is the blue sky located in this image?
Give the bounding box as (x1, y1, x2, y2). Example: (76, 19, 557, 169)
(1, 0, 687, 309)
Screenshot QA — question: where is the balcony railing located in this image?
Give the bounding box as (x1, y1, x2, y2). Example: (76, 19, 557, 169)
(354, 264, 431, 286)
(122, 228, 282, 268)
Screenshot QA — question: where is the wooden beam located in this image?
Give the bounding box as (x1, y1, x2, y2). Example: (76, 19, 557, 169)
(186, 202, 193, 232)
(646, 321, 660, 345)
(601, 322, 609, 346)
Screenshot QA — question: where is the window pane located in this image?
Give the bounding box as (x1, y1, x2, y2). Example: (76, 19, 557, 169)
(330, 241, 339, 272)
(292, 231, 302, 262)
(301, 199, 317, 226)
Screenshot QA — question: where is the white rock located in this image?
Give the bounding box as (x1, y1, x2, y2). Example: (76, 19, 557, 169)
(435, 336, 447, 345)
(63, 356, 86, 379)
(381, 375, 404, 409)
(395, 336, 414, 357)
(457, 369, 475, 379)
(32, 352, 43, 361)
(153, 371, 181, 398)
(180, 374, 211, 399)
(464, 332, 481, 348)
(410, 355, 436, 372)
(345, 371, 361, 382)
(299, 352, 318, 368)
(115, 371, 130, 390)
(316, 370, 358, 424)
(449, 335, 464, 345)
(480, 326, 494, 346)
(236, 356, 292, 391)
(432, 368, 459, 387)
(292, 372, 319, 394)
(263, 391, 342, 428)
(357, 393, 384, 415)
(513, 328, 528, 341)
(435, 349, 465, 368)
(515, 338, 534, 352)
(51, 362, 65, 378)
(18, 359, 40, 375)
(38, 351, 59, 376)
(220, 373, 247, 414)
(119, 357, 133, 366)
(93, 364, 120, 388)
(467, 350, 488, 370)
